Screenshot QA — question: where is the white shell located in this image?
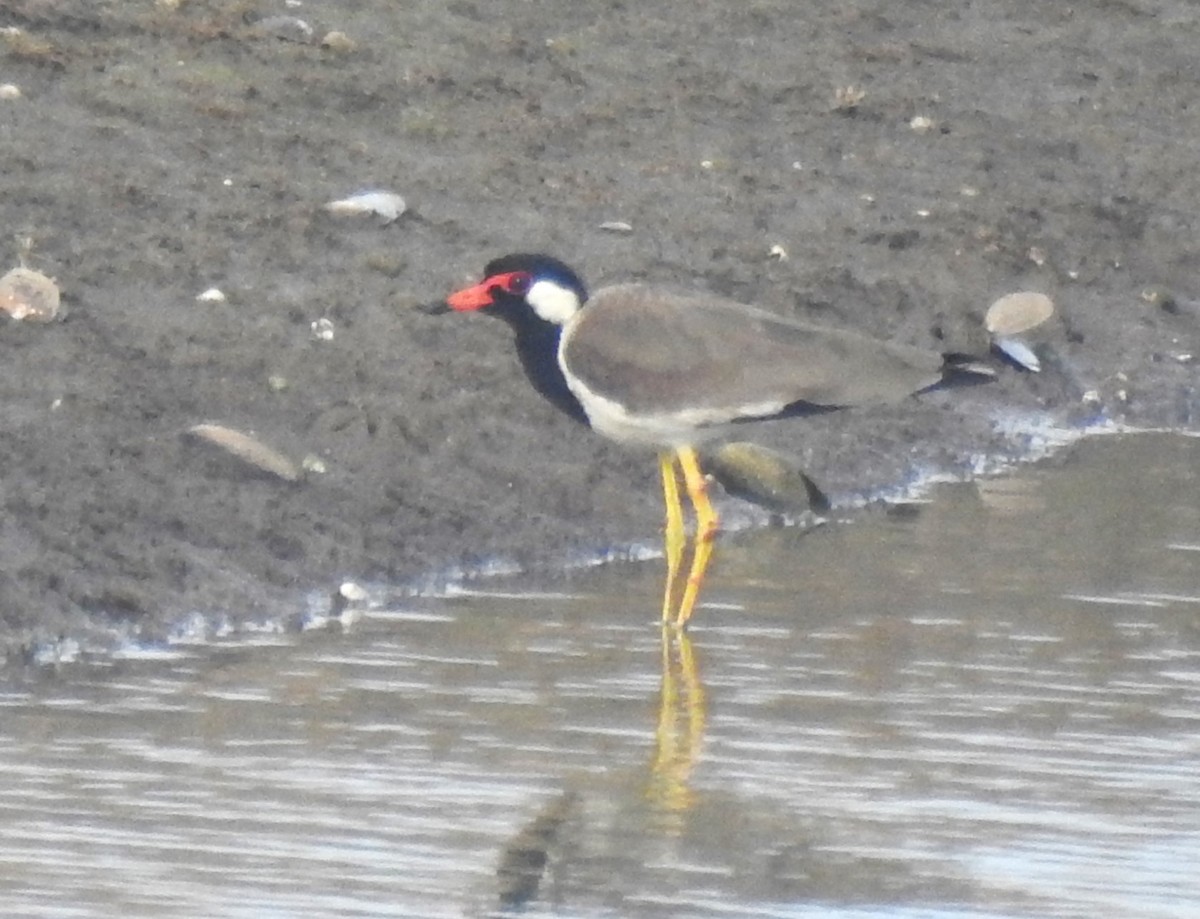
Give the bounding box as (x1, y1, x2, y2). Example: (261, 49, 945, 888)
(0, 266, 61, 322)
(325, 190, 407, 224)
(598, 221, 633, 233)
(195, 287, 227, 303)
(993, 337, 1041, 373)
(0, 83, 21, 100)
(985, 291, 1055, 336)
(186, 424, 300, 482)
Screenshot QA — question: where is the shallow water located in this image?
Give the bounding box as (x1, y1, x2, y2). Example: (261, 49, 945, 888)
(2, 433, 1198, 919)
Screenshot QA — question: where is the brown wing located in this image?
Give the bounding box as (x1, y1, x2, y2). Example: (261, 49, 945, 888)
(563, 284, 943, 419)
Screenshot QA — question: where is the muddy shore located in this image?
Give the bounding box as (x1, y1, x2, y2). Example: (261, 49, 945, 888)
(1, 1, 1196, 660)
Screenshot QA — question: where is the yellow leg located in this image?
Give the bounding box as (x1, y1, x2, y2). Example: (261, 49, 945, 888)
(659, 451, 686, 623)
(673, 445, 719, 629)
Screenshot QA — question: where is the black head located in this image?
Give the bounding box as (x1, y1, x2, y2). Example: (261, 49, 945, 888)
(440, 254, 590, 423)
(444, 253, 588, 326)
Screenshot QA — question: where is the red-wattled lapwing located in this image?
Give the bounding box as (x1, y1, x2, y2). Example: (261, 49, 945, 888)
(439, 254, 989, 629)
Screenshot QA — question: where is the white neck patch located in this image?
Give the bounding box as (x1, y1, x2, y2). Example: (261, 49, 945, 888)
(526, 279, 582, 326)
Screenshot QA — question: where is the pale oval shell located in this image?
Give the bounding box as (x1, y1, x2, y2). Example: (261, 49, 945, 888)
(0, 266, 61, 322)
(985, 291, 1054, 337)
(186, 424, 300, 482)
(325, 190, 407, 224)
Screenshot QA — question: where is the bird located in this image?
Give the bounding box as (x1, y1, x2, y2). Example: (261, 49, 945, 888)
(438, 253, 989, 628)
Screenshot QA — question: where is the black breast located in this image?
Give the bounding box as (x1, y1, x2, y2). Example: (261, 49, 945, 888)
(493, 300, 588, 425)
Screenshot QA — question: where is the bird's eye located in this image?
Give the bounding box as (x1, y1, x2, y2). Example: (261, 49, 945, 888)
(505, 272, 532, 295)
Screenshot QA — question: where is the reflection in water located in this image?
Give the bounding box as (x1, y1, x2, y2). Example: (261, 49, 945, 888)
(646, 629, 707, 828)
(0, 433, 1198, 918)
(494, 791, 578, 913)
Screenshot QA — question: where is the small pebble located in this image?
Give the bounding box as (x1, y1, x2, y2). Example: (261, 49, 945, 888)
(0, 266, 62, 322)
(195, 287, 226, 303)
(300, 454, 327, 475)
(320, 31, 356, 52)
(598, 221, 633, 234)
(1140, 287, 1183, 313)
(834, 85, 866, 110)
(0, 83, 21, 100)
(310, 317, 335, 341)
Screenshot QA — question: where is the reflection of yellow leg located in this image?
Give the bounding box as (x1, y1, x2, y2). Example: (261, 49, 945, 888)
(651, 628, 678, 781)
(647, 627, 707, 831)
(659, 452, 686, 623)
(676, 630, 706, 766)
(674, 445, 719, 629)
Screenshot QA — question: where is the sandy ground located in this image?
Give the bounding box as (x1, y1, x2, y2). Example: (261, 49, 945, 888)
(1, 0, 1197, 659)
